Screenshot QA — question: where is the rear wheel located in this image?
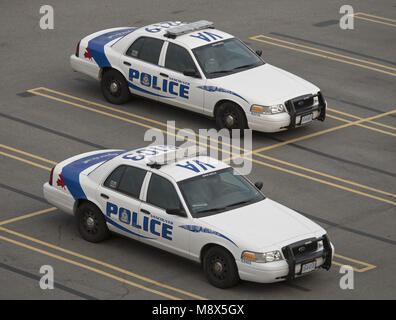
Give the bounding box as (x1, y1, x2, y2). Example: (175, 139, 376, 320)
(215, 102, 248, 134)
(76, 202, 110, 243)
(101, 69, 130, 104)
(203, 246, 240, 288)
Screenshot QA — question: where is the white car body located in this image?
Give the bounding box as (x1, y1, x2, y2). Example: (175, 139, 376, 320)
(70, 21, 327, 133)
(43, 145, 334, 284)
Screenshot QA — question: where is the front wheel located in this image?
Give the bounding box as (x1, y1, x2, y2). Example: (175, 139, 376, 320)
(203, 246, 240, 288)
(215, 102, 248, 133)
(101, 69, 130, 104)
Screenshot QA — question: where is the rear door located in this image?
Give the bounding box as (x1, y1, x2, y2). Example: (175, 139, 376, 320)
(120, 36, 166, 101)
(158, 42, 206, 113)
(96, 165, 153, 241)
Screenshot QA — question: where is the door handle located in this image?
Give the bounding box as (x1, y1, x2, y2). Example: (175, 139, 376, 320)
(160, 73, 168, 78)
(100, 193, 109, 199)
(141, 209, 151, 215)
(123, 61, 131, 66)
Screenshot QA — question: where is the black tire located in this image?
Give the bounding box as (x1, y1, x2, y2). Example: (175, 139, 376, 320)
(215, 102, 248, 134)
(203, 246, 240, 288)
(76, 202, 110, 243)
(101, 69, 130, 104)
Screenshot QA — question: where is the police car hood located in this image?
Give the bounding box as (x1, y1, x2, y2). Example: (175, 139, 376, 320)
(199, 198, 324, 250)
(210, 64, 319, 105)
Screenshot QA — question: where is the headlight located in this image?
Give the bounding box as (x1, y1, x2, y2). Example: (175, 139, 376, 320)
(241, 250, 283, 263)
(250, 104, 286, 115)
(313, 96, 319, 105)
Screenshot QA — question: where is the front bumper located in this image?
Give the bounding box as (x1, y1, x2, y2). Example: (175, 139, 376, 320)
(246, 92, 326, 133)
(237, 235, 333, 283)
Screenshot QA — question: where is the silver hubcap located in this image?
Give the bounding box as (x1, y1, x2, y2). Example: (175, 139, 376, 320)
(214, 261, 223, 273)
(225, 115, 234, 127)
(86, 217, 95, 229)
(109, 81, 119, 94)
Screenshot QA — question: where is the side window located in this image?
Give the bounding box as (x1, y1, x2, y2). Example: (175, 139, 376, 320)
(126, 37, 164, 65)
(146, 174, 181, 210)
(165, 43, 197, 73)
(104, 166, 126, 190)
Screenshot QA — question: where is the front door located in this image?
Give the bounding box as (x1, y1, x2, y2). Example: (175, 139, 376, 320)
(159, 42, 205, 113)
(139, 172, 191, 258)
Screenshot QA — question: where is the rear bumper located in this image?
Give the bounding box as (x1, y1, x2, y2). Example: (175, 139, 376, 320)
(43, 182, 74, 215)
(70, 54, 100, 80)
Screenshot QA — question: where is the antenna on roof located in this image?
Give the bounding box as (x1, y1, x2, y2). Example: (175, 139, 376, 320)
(147, 145, 206, 169)
(164, 20, 214, 39)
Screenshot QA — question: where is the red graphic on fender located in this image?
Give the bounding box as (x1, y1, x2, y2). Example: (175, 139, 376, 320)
(84, 47, 93, 60)
(57, 173, 66, 189)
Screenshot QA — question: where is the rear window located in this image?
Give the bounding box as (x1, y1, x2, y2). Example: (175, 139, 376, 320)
(126, 37, 164, 65)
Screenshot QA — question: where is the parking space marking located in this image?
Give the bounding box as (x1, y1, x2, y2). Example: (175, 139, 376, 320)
(0, 233, 182, 300)
(332, 254, 376, 273)
(353, 12, 396, 28)
(326, 113, 396, 137)
(251, 152, 396, 199)
(328, 108, 396, 132)
(28, 87, 246, 153)
(19, 88, 396, 206)
(0, 207, 57, 226)
(0, 226, 207, 300)
(251, 108, 396, 153)
(250, 35, 396, 77)
(0, 151, 52, 171)
(0, 143, 57, 165)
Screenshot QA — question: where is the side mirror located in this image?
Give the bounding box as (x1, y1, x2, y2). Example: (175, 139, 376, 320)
(166, 208, 186, 217)
(255, 49, 262, 57)
(254, 181, 263, 190)
(183, 69, 200, 78)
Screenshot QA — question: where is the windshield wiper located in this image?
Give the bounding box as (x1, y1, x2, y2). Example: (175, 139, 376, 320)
(208, 69, 233, 75)
(231, 63, 257, 70)
(224, 199, 252, 208)
(195, 207, 227, 214)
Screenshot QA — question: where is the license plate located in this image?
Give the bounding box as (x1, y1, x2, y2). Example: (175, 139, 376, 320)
(301, 261, 316, 274)
(301, 113, 313, 124)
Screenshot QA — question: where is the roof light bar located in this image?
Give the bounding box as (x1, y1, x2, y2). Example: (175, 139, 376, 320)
(164, 20, 214, 38)
(147, 146, 206, 168)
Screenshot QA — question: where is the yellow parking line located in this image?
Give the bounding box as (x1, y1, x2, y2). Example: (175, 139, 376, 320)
(0, 151, 52, 171)
(333, 253, 376, 273)
(0, 207, 57, 226)
(355, 12, 396, 23)
(252, 109, 396, 153)
(252, 152, 396, 199)
(0, 226, 207, 300)
(30, 87, 246, 153)
(253, 34, 396, 72)
(23, 88, 396, 206)
(250, 35, 396, 77)
(0, 144, 57, 165)
(326, 114, 396, 137)
(328, 108, 396, 131)
(353, 13, 396, 28)
(0, 233, 182, 300)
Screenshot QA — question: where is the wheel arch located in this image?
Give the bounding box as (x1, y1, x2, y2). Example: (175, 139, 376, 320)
(73, 198, 103, 216)
(199, 242, 237, 264)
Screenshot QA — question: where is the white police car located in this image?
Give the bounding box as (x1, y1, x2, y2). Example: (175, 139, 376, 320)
(43, 145, 333, 288)
(70, 21, 327, 133)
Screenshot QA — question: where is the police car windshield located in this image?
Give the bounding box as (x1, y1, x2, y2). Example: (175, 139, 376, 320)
(178, 168, 265, 218)
(192, 38, 264, 78)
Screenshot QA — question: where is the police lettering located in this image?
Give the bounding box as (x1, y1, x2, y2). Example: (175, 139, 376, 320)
(106, 202, 173, 240)
(129, 68, 189, 99)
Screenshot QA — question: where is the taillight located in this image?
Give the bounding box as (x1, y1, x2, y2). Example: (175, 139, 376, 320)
(75, 40, 80, 57)
(49, 167, 54, 185)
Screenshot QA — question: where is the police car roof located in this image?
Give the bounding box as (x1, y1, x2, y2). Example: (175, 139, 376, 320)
(116, 146, 230, 182)
(134, 21, 234, 49)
